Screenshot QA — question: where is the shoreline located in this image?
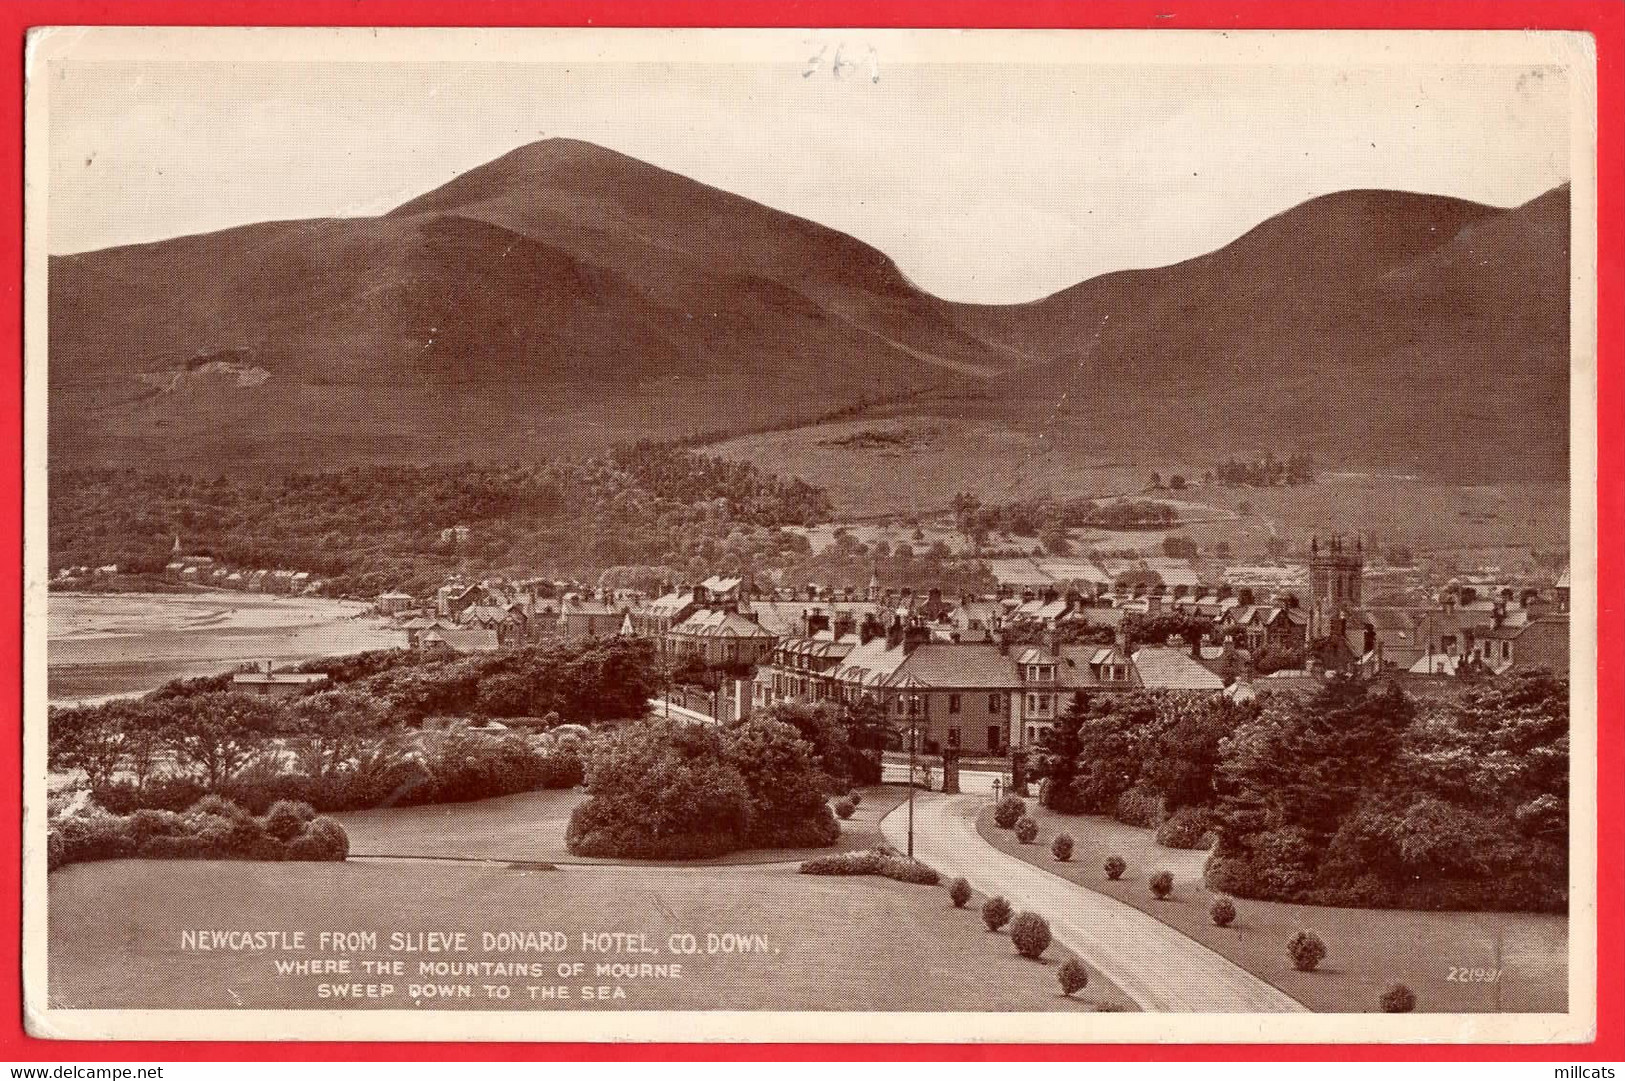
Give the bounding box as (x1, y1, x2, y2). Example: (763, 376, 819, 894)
(47, 592, 402, 705)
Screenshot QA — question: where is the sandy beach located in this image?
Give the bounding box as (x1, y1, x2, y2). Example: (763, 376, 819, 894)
(48, 592, 407, 704)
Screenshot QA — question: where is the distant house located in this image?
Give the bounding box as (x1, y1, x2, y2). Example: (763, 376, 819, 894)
(758, 620, 1225, 756)
(665, 607, 777, 666)
(377, 591, 416, 616)
(231, 671, 328, 697)
(1475, 613, 1569, 675)
(420, 627, 500, 653)
(559, 595, 623, 640)
(460, 604, 526, 646)
(435, 582, 481, 618)
(1219, 605, 1307, 654)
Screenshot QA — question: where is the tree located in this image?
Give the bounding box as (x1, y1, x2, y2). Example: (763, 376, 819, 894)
(1149, 472, 1163, 489)
(723, 718, 841, 847)
(163, 692, 286, 788)
(566, 719, 753, 859)
(286, 690, 389, 781)
(49, 703, 137, 790)
(1034, 693, 1091, 812)
(1065, 692, 1161, 814)
(755, 702, 851, 793)
(1122, 611, 1212, 655)
(950, 492, 983, 533)
(839, 696, 894, 784)
(1141, 694, 1250, 812)
(1168, 475, 1187, 490)
(566, 716, 839, 858)
(1252, 645, 1305, 676)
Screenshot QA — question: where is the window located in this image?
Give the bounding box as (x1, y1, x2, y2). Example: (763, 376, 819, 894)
(989, 694, 1001, 713)
(948, 694, 961, 713)
(1502, 641, 1511, 660)
(1038, 694, 1051, 712)
(948, 727, 961, 747)
(1026, 693, 1038, 713)
(987, 725, 1001, 751)
(1026, 725, 1036, 743)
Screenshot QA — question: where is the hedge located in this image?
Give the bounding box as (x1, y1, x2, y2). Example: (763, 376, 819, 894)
(798, 849, 940, 885)
(48, 799, 348, 872)
(93, 737, 584, 817)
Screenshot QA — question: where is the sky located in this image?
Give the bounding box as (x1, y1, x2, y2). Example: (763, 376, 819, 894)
(43, 39, 1575, 303)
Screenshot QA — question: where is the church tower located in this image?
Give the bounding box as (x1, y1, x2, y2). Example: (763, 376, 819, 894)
(1308, 533, 1363, 638)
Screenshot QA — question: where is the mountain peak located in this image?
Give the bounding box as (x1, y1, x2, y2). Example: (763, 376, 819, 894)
(388, 137, 694, 219)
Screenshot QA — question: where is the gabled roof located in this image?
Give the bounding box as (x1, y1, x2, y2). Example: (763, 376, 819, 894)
(461, 605, 514, 624)
(421, 627, 500, 652)
(671, 608, 774, 639)
(645, 590, 698, 616)
(749, 600, 881, 637)
(561, 598, 620, 616)
(887, 644, 1018, 689)
(1131, 646, 1225, 690)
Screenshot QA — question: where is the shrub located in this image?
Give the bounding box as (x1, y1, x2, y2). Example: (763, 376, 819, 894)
(993, 795, 1026, 829)
(1155, 806, 1215, 850)
(1051, 833, 1074, 862)
(92, 776, 207, 815)
(981, 895, 1013, 932)
(565, 720, 753, 859)
(797, 849, 939, 885)
(847, 791, 862, 807)
(1380, 983, 1417, 1013)
(48, 814, 134, 870)
(262, 800, 317, 842)
(1149, 870, 1174, 899)
(1104, 855, 1127, 880)
(287, 817, 349, 862)
(949, 877, 972, 908)
(1113, 786, 1165, 829)
(833, 798, 856, 820)
(1015, 816, 1039, 844)
(1010, 911, 1052, 960)
(1058, 957, 1089, 996)
(187, 794, 254, 822)
(47, 801, 347, 870)
(124, 809, 187, 844)
(1210, 897, 1237, 927)
(882, 859, 941, 886)
(1288, 930, 1327, 972)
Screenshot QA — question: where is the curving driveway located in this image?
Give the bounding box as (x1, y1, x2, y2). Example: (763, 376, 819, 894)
(881, 792, 1308, 1013)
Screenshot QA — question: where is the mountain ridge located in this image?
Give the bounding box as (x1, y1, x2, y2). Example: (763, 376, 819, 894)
(47, 138, 1569, 482)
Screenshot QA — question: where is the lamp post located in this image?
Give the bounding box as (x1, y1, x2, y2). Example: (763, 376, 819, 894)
(906, 692, 922, 860)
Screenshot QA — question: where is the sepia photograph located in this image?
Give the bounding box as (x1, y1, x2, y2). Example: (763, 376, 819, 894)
(20, 25, 1599, 1044)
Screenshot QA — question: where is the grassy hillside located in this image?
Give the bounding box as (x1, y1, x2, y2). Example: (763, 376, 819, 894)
(49, 139, 1569, 485)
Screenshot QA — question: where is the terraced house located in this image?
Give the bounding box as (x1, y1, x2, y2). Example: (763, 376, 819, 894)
(756, 619, 1222, 755)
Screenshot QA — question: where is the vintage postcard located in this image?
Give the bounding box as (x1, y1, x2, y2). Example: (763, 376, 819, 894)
(21, 25, 1598, 1043)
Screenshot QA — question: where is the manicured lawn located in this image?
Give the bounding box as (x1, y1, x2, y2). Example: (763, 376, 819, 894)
(48, 857, 1135, 1011)
(976, 801, 1568, 1014)
(333, 783, 912, 866)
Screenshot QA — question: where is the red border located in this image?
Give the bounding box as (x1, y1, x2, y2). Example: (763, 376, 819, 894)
(3, 0, 1619, 1063)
